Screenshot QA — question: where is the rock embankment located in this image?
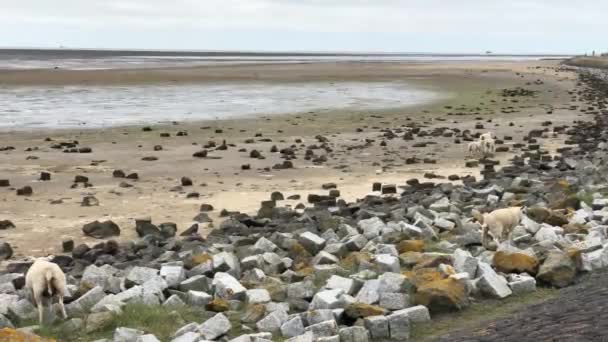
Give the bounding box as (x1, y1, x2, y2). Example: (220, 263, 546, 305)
(1, 70, 608, 341)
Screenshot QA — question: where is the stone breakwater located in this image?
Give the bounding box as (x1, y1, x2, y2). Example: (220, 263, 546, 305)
(0, 70, 608, 341)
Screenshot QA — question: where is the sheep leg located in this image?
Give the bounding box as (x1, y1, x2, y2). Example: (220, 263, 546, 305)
(58, 295, 67, 319)
(33, 290, 44, 325)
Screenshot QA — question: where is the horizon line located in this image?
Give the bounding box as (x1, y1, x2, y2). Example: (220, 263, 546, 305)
(0, 46, 578, 57)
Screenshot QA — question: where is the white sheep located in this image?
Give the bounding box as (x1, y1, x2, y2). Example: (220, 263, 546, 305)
(479, 132, 496, 142)
(481, 138, 496, 156)
(472, 207, 523, 249)
(25, 256, 68, 324)
(467, 141, 483, 158)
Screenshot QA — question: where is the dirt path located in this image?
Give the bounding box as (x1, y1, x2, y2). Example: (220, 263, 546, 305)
(433, 269, 608, 342)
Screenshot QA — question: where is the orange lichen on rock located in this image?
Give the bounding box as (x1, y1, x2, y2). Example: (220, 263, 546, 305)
(344, 303, 386, 319)
(0, 329, 55, 342)
(397, 240, 425, 253)
(414, 277, 469, 312)
(493, 251, 539, 275)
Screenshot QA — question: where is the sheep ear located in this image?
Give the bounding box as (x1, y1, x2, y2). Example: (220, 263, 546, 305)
(471, 209, 483, 223)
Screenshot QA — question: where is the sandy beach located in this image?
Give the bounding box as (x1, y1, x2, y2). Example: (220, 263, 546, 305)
(0, 59, 585, 257)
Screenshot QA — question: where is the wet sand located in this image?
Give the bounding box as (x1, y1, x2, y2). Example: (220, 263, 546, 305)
(0, 59, 586, 257)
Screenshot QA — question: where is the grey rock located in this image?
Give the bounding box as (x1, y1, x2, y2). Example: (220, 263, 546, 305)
(126, 267, 159, 286)
(113, 327, 144, 342)
(508, 274, 537, 295)
(287, 280, 316, 300)
(160, 266, 186, 288)
(394, 305, 431, 323)
(377, 272, 408, 293)
(213, 272, 246, 300)
(355, 280, 380, 304)
(179, 275, 212, 292)
(66, 286, 105, 316)
(281, 316, 305, 338)
(170, 332, 201, 342)
(364, 315, 389, 339)
(358, 217, 385, 239)
(309, 289, 345, 310)
(325, 275, 358, 295)
(339, 326, 369, 342)
(246, 289, 271, 304)
(136, 334, 161, 342)
(345, 235, 368, 251)
(476, 262, 512, 299)
(379, 292, 409, 310)
(388, 310, 410, 340)
(299, 232, 326, 254)
(453, 248, 478, 278)
(374, 254, 400, 273)
(305, 320, 338, 339)
(199, 313, 231, 340)
(256, 309, 288, 333)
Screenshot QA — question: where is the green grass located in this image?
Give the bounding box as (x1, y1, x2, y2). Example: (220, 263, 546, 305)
(410, 287, 558, 341)
(29, 304, 206, 342)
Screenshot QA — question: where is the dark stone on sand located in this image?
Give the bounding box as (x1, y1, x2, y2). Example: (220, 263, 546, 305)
(75, 175, 89, 183)
(81, 195, 99, 207)
(181, 177, 193, 186)
(40, 172, 51, 181)
(329, 189, 340, 198)
(271, 192, 284, 201)
(0, 179, 9, 187)
(193, 212, 212, 223)
(79, 147, 92, 153)
(322, 183, 337, 190)
(126, 173, 139, 180)
(135, 218, 161, 237)
(448, 175, 460, 181)
(287, 194, 301, 200)
(250, 150, 262, 159)
(381, 184, 397, 194)
(72, 244, 90, 259)
(496, 146, 510, 152)
(159, 222, 177, 238)
(113, 170, 126, 178)
(187, 192, 200, 199)
(142, 156, 158, 161)
(82, 220, 121, 239)
(180, 223, 199, 236)
(154, 145, 163, 151)
(0, 220, 15, 230)
(0, 242, 13, 260)
(200, 204, 214, 212)
(372, 182, 382, 192)
(142, 126, 152, 131)
(241, 164, 251, 170)
(193, 150, 208, 158)
(62, 239, 75, 253)
(160, 133, 170, 137)
(17, 186, 33, 196)
(465, 160, 479, 168)
(119, 182, 133, 188)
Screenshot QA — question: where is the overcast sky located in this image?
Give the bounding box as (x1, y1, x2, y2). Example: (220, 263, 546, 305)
(1, 0, 606, 53)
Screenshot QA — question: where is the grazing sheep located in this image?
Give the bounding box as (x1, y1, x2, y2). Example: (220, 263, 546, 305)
(479, 132, 496, 142)
(25, 256, 68, 324)
(467, 141, 483, 158)
(472, 207, 523, 249)
(481, 138, 496, 156)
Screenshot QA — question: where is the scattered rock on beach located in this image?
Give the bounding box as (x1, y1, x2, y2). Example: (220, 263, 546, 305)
(0, 242, 13, 260)
(16, 186, 33, 196)
(0, 220, 15, 230)
(82, 220, 121, 239)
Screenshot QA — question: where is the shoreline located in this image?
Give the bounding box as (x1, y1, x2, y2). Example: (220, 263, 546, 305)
(0, 59, 584, 257)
